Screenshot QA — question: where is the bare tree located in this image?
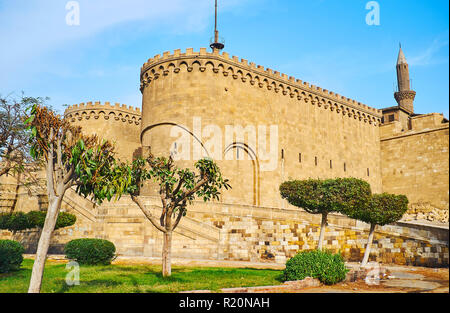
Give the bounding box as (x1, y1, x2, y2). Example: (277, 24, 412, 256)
(0, 94, 45, 178)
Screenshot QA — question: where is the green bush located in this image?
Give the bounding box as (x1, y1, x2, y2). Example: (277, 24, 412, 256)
(283, 250, 349, 285)
(0, 211, 76, 232)
(54, 212, 77, 230)
(0, 213, 11, 230)
(0, 212, 32, 232)
(280, 178, 372, 215)
(64, 239, 116, 265)
(345, 193, 409, 226)
(25, 211, 46, 229)
(0, 240, 25, 273)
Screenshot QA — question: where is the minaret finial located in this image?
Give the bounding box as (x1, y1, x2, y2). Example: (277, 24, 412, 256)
(210, 0, 225, 51)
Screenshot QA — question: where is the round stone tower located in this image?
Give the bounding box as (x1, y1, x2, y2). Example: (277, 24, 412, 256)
(139, 48, 383, 207)
(64, 101, 142, 162)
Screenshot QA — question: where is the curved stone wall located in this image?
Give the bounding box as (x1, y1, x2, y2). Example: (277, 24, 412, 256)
(64, 101, 142, 162)
(140, 48, 383, 207)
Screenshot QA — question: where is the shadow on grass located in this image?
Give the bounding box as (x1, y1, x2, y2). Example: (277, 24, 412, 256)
(0, 268, 30, 279)
(274, 273, 285, 283)
(94, 266, 138, 272)
(56, 278, 124, 293)
(151, 272, 188, 284)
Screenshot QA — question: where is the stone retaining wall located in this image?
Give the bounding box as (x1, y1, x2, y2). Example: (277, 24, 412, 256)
(1, 195, 448, 268)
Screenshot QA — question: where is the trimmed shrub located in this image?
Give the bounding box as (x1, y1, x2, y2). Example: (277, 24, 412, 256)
(25, 211, 46, 229)
(0, 211, 76, 232)
(345, 193, 409, 226)
(0, 212, 32, 232)
(0, 213, 11, 230)
(64, 239, 116, 265)
(0, 240, 25, 273)
(280, 178, 372, 215)
(280, 178, 372, 250)
(54, 212, 77, 230)
(283, 250, 349, 285)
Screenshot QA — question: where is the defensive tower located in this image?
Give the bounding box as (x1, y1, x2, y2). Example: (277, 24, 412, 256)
(64, 101, 142, 161)
(394, 46, 416, 114)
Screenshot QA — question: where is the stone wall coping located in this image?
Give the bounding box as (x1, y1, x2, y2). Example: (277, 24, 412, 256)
(394, 220, 449, 231)
(64, 101, 141, 117)
(380, 124, 449, 141)
(133, 196, 449, 235)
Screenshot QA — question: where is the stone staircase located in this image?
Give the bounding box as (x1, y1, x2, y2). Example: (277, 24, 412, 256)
(96, 195, 221, 243)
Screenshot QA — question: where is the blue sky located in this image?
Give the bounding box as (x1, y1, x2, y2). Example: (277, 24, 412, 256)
(0, 0, 448, 117)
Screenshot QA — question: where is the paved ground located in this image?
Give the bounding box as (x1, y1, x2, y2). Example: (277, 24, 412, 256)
(37, 255, 449, 293)
(112, 256, 450, 293)
(294, 265, 449, 293)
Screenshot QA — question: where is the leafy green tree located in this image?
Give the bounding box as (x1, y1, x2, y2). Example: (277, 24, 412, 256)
(119, 155, 230, 277)
(280, 178, 372, 250)
(25, 104, 126, 293)
(344, 193, 408, 266)
(0, 94, 45, 196)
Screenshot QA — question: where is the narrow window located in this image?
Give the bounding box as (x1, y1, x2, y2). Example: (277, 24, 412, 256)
(236, 148, 240, 160)
(299, 153, 302, 163)
(344, 162, 347, 172)
(330, 160, 333, 169)
(281, 149, 284, 160)
(367, 168, 370, 177)
(315, 156, 318, 166)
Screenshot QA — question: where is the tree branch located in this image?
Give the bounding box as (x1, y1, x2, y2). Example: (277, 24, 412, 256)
(171, 174, 186, 198)
(131, 195, 166, 233)
(46, 129, 55, 197)
(173, 177, 208, 207)
(171, 202, 186, 231)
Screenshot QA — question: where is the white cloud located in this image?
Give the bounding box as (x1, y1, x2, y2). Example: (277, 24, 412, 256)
(409, 37, 449, 67)
(0, 0, 247, 74)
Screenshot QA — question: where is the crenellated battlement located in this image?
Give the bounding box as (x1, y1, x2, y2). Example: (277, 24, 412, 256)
(140, 48, 382, 123)
(64, 101, 141, 125)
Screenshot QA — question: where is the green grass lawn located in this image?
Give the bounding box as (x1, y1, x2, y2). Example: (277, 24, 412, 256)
(0, 259, 284, 293)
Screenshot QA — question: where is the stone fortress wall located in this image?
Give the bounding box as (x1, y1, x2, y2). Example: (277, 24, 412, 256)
(1, 192, 448, 267)
(64, 101, 142, 162)
(1, 48, 448, 267)
(380, 113, 449, 222)
(139, 48, 383, 208)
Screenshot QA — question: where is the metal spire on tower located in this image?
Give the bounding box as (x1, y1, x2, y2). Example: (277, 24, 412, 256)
(210, 0, 225, 51)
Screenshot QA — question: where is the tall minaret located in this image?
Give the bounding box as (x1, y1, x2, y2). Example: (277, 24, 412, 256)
(394, 46, 416, 113)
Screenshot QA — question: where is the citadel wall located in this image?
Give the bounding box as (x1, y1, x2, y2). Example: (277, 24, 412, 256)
(2, 194, 448, 267)
(2, 48, 448, 267)
(139, 48, 383, 207)
(380, 113, 449, 222)
(64, 101, 142, 162)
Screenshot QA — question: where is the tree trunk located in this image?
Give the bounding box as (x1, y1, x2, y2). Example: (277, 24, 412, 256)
(28, 196, 62, 293)
(162, 231, 172, 277)
(317, 212, 328, 250)
(361, 223, 376, 266)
